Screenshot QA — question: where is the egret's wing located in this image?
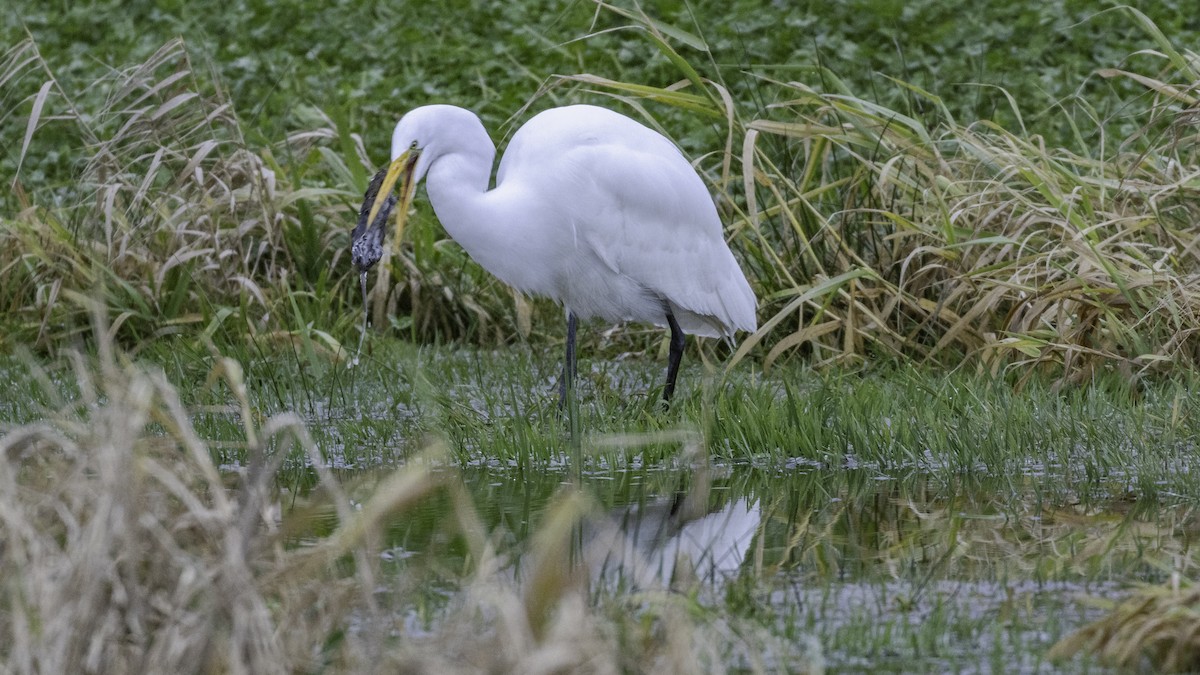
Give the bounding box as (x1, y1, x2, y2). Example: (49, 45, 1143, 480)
(574, 143, 757, 336)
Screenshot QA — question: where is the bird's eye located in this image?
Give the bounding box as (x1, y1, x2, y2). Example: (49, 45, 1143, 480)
(410, 141, 418, 150)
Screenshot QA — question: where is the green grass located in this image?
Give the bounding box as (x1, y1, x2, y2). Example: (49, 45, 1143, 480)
(7, 335, 1199, 504)
(5, 0, 1195, 166)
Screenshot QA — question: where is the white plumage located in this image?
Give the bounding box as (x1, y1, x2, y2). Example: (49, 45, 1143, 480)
(353, 103, 757, 402)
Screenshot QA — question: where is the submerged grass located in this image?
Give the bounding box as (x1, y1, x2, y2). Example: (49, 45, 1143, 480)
(8, 333, 1199, 506)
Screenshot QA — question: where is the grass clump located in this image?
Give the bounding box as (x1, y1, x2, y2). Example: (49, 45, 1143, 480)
(0, 309, 395, 672)
(1051, 577, 1200, 672)
(1, 37, 353, 348)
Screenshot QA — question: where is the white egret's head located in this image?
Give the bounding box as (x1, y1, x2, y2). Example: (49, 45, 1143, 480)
(352, 105, 487, 271)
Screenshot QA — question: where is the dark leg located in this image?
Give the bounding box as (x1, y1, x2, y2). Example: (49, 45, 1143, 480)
(663, 309, 686, 405)
(559, 311, 578, 410)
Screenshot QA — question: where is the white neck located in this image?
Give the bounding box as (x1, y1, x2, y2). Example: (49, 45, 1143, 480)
(423, 140, 551, 296)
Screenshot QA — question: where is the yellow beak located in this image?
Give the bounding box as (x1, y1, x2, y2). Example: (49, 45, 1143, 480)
(366, 149, 419, 254)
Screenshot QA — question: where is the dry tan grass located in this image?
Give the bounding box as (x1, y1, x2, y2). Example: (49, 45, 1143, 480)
(3, 38, 302, 344)
(1050, 579, 1200, 672)
(725, 53, 1200, 382)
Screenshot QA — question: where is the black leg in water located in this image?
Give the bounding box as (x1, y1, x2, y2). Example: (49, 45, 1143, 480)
(560, 311, 582, 478)
(559, 311, 579, 410)
(662, 309, 686, 406)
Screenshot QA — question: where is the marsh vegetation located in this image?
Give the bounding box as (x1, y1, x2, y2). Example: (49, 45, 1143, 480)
(3, 1, 1200, 672)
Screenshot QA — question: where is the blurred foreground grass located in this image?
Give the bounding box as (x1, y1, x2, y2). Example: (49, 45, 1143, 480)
(0, 312, 818, 674)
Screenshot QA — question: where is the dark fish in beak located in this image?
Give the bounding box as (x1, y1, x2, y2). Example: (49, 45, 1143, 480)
(350, 166, 399, 367)
(351, 167, 399, 272)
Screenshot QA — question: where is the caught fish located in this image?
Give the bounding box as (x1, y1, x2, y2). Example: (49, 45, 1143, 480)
(350, 166, 399, 272)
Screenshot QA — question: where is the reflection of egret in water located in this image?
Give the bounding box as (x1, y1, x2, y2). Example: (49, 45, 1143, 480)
(586, 496, 762, 591)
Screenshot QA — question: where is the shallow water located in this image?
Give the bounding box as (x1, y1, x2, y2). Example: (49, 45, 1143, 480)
(282, 459, 1175, 671)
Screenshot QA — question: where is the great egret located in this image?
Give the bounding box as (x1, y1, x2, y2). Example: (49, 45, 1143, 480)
(352, 104, 756, 404)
